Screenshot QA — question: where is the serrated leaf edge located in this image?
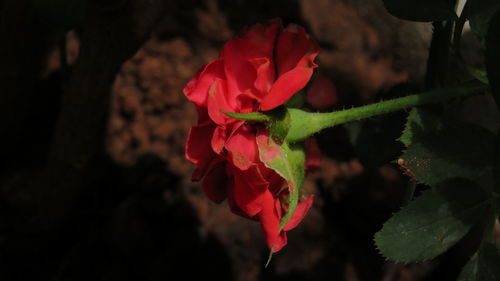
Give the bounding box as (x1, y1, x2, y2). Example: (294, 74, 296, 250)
(374, 189, 491, 263)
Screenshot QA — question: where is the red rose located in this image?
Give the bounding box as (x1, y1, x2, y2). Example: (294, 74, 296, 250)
(184, 19, 319, 252)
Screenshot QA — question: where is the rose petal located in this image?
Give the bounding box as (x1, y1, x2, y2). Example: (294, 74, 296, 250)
(221, 20, 281, 103)
(260, 24, 319, 111)
(283, 195, 314, 231)
(249, 57, 275, 97)
(275, 24, 319, 76)
(237, 89, 260, 112)
(227, 193, 253, 219)
(261, 67, 314, 110)
(185, 120, 217, 181)
(255, 128, 283, 163)
(212, 120, 248, 157)
(196, 106, 210, 124)
(225, 124, 259, 170)
(230, 164, 270, 217)
(224, 165, 252, 218)
(211, 126, 226, 155)
(263, 166, 286, 195)
(183, 59, 225, 107)
(202, 161, 228, 204)
(258, 190, 287, 252)
(206, 79, 233, 125)
(222, 42, 256, 103)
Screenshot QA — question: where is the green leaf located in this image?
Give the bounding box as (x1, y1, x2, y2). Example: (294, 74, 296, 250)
(485, 9, 500, 110)
(400, 125, 496, 187)
(399, 107, 443, 147)
(382, 0, 456, 22)
(375, 178, 490, 262)
(256, 136, 305, 230)
(257, 135, 306, 265)
(222, 111, 270, 122)
(467, 0, 500, 39)
(458, 243, 500, 281)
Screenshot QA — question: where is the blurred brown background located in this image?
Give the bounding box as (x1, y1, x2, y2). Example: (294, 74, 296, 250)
(1, 0, 479, 280)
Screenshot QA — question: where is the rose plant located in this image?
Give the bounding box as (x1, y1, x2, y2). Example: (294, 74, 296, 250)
(183, 2, 500, 275)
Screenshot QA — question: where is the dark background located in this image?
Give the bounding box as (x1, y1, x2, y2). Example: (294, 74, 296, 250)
(0, 0, 484, 280)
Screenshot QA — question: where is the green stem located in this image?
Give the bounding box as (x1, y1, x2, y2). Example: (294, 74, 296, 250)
(286, 82, 486, 143)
